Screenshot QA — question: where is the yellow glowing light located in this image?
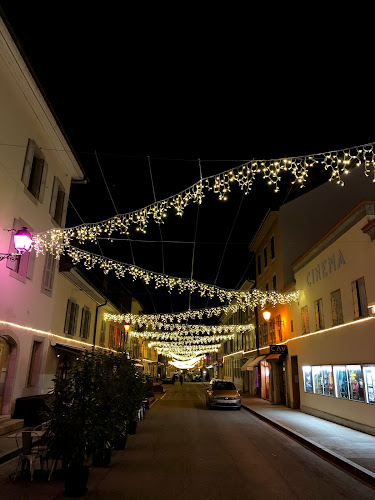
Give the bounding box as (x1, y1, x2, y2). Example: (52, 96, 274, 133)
(262, 309, 271, 321)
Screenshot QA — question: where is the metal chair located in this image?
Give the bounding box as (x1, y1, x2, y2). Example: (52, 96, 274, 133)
(14, 431, 47, 481)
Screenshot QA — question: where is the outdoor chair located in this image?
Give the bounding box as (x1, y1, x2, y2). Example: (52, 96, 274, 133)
(14, 430, 48, 481)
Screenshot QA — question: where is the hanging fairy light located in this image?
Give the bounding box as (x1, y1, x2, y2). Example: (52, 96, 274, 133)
(130, 331, 235, 343)
(32, 142, 375, 255)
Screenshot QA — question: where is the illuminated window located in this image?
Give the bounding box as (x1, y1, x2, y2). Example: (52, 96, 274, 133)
(21, 139, 47, 202)
(302, 366, 313, 393)
(346, 365, 365, 401)
(352, 277, 368, 319)
(314, 298, 325, 330)
(333, 365, 349, 399)
(363, 365, 375, 404)
(331, 289, 343, 326)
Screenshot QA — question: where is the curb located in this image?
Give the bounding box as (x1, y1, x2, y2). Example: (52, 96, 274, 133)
(241, 404, 375, 489)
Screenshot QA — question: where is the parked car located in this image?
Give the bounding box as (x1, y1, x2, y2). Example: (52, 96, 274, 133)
(206, 380, 241, 410)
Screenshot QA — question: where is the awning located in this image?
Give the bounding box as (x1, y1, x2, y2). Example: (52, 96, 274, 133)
(52, 342, 87, 355)
(241, 355, 267, 371)
(265, 353, 283, 361)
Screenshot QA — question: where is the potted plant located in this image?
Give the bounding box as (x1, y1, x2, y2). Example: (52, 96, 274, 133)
(46, 352, 97, 497)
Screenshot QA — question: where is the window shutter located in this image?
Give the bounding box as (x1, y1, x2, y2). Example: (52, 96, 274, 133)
(49, 177, 58, 216)
(38, 161, 48, 203)
(64, 300, 73, 333)
(21, 139, 35, 187)
(352, 281, 360, 319)
(72, 303, 79, 335)
(358, 278, 368, 317)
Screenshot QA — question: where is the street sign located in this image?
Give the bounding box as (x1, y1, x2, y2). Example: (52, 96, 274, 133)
(270, 344, 288, 354)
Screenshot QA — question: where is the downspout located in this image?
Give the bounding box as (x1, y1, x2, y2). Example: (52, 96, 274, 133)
(93, 299, 107, 350)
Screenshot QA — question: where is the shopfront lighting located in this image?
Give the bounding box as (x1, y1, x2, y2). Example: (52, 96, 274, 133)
(0, 226, 33, 262)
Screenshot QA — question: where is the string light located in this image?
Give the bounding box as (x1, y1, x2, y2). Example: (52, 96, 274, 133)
(131, 331, 235, 343)
(32, 142, 375, 254)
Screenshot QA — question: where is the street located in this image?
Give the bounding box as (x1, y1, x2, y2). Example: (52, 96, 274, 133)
(0, 382, 374, 499)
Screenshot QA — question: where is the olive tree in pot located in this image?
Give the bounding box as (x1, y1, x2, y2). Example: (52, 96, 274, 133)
(90, 353, 128, 466)
(46, 353, 97, 497)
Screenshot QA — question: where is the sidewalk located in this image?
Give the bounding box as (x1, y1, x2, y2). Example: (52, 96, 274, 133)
(241, 396, 375, 488)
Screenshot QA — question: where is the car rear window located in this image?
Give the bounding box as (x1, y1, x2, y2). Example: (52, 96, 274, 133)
(213, 381, 236, 390)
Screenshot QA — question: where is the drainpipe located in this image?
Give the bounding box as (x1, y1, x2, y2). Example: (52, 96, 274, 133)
(93, 299, 107, 350)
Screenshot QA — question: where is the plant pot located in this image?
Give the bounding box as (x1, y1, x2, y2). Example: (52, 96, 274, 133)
(128, 420, 137, 435)
(112, 433, 128, 450)
(92, 447, 112, 467)
(64, 465, 90, 497)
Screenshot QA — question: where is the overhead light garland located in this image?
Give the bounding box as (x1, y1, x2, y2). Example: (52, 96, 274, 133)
(130, 324, 253, 335)
(32, 142, 375, 254)
(44, 246, 299, 305)
(169, 358, 202, 370)
(150, 343, 222, 358)
(104, 302, 247, 327)
(131, 331, 235, 343)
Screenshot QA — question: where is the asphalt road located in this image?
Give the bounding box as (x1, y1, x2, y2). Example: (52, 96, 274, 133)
(0, 382, 374, 499)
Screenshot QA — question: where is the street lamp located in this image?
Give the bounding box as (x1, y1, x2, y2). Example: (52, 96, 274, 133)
(0, 227, 33, 262)
(262, 309, 271, 322)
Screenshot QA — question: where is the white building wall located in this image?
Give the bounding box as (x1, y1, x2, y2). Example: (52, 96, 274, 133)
(286, 205, 375, 433)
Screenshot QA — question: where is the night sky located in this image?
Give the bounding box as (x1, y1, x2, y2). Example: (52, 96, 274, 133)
(1, 3, 374, 314)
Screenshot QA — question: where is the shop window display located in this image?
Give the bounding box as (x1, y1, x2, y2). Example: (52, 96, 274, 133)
(363, 365, 375, 404)
(303, 366, 313, 393)
(334, 365, 349, 399)
(346, 365, 364, 402)
(322, 365, 334, 396)
(312, 366, 323, 395)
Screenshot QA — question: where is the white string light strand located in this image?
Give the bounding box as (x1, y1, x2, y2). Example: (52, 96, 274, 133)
(59, 246, 300, 305)
(32, 142, 375, 255)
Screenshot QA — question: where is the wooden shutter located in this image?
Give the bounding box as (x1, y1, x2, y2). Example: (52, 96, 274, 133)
(21, 139, 35, 187)
(49, 177, 59, 216)
(38, 160, 48, 203)
(352, 281, 360, 319)
(64, 300, 73, 333)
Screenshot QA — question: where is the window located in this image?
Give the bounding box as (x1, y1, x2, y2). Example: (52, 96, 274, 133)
(50, 177, 66, 226)
(80, 307, 91, 339)
(259, 323, 268, 346)
(109, 324, 115, 348)
(346, 365, 365, 401)
(272, 274, 277, 290)
(290, 319, 294, 333)
(314, 298, 325, 330)
(352, 277, 368, 319)
(334, 365, 349, 399)
(27, 341, 43, 387)
(265, 283, 269, 292)
(264, 247, 268, 268)
(303, 366, 313, 393)
(269, 320, 276, 343)
(301, 306, 310, 334)
(331, 289, 343, 326)
(21, 139, 48, 202)
(99, 320, 106, 346)
(64, 299, 79, 335)
(275, 314, 282, 341)
(41, 252, 56, 293)
(257, 255, 261, 275)
(6, 219, 34, 279)
(363, 366, 375, 404)
(270, 235, 275, 259)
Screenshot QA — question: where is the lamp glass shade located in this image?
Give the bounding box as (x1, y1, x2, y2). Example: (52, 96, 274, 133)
(262, 310, 271, 322)
(124, 323, 130, 332)
(13, 227, 33, 253)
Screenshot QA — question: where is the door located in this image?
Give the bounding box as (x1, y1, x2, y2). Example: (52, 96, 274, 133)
(291, 355, 300, 409)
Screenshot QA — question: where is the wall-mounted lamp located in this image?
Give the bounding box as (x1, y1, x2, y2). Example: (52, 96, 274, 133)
(262, 309, 271, 322)
(124, 323, 131, 332)
(262, 309, 285, 328)
(0, 227, 33, 262)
